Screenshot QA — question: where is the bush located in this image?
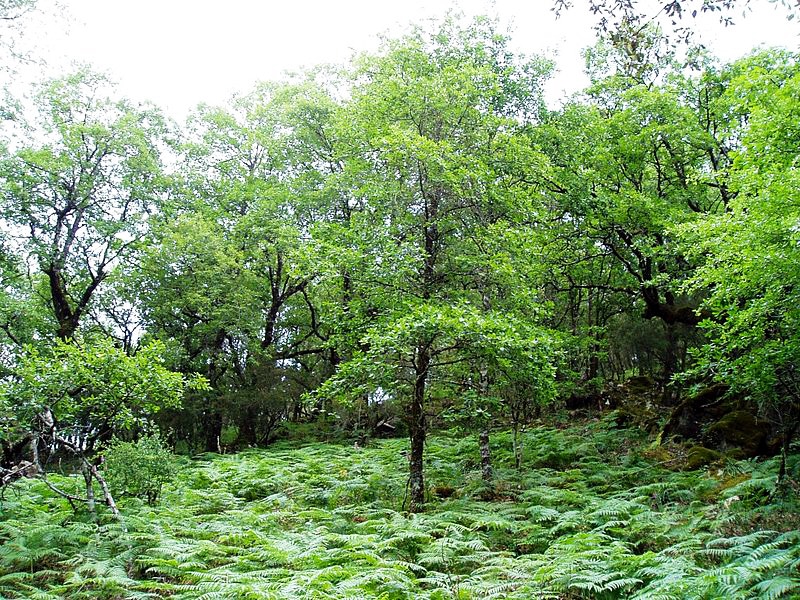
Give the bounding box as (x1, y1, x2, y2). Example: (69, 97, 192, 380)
(103, 434, 177, 505)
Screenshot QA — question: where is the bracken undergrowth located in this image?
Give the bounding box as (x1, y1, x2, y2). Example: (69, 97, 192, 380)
(1, 413, 798, 599)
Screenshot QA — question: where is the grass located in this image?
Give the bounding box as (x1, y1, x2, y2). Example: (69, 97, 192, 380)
(0, 413, 798, 599)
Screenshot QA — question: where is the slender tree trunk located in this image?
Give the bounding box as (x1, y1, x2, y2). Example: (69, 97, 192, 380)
(587, 290, 599, 383)
(479, 428, 492, 484)
(512, 421, 522, 469)
(588, 350, 600, 383)
(662, 322, 679, 403)
(478, 360, 493, 486)
(406, 185, 439, 513)
(82, 463, 96, 520)
(90, 463, 121, 520)
(408, 346, 429, 512)
(777, 420, 799, 486)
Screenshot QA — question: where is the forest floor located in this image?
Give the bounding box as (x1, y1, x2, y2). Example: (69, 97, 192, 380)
(1, 412, 799, 599)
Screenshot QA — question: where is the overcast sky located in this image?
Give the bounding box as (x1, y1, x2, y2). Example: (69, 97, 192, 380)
(14, 0, 800, 118)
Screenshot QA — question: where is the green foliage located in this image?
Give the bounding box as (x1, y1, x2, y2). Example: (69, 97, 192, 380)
(0, 13, 799, 600)
(678, 50, 800, 465)
(1, 337, 205, 434)
(103, 434, 177, 505)
(0, 68, 169, 341)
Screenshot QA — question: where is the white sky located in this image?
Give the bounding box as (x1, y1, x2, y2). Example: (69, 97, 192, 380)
(13, 0, 800, 118)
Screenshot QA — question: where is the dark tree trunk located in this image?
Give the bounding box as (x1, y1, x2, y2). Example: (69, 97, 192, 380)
(661, 322, 681, 404)
(777, 419, 799, 486)
(240, 406, 258, 446)
(45, 264, 105, 340)
(478, 355, 493, 486)
(588, 348, 600, 382)
(408, 346, 429, 512)
(82, 462, 96, 520)
(1, 435, 32, 470)
(205, 412, 223, 453)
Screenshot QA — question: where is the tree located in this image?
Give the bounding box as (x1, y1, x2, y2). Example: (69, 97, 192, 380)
(0, 0, 37, 69)
(315, 16, 556, 510)
(679, 49, 800, 483)
(553, 0, 797, 46)
(441, 313, 556, 477)
(0, 0, 35, 19)
(138, 84, 325, 451)
(534, 42, 743, 390)
(0, 69, 168, 340)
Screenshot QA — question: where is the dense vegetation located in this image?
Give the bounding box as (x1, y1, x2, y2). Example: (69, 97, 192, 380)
(1, 418, 798, 598)
(0, 2, 798, 597)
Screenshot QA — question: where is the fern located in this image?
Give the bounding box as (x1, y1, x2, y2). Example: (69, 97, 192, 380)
(1, 424, 798, 599)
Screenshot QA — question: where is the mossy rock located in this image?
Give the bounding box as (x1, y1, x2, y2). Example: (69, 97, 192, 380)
(565, 393, 602, 411)
(642, 442, 685, 470)
(698, 472, 750, 501)
(626, 375, 655, 394)
(707, 410, 769, 458)
(613, 404, 660, 432)
(684, 445, 724, 470)
(662, 384, 731, 441)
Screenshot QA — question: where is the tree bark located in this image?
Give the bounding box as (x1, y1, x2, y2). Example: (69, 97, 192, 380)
(90, 463, 121, 519)
(205, 412, 223, 453)
(777, 419, 799, 486)
(408, 345, 429, 512)
(82, 463, 96, 520)
(479, 428, 492, 484)
(478, 357, 493, 486)
(512, 423, 522, 469)
(45, 263, 105, 340)
(240, 406, 257, 446)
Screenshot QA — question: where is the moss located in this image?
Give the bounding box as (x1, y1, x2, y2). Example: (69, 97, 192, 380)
(684, 445, 724, 470)
(614, 404, 661, 432)
(698, 472, 751, 502)
(643, 445, 673, 463)
(707, 410, 768, 457)
(641, 442, 687, 470)
(662, 384, 731, 441)
(717, 473, 751, 493)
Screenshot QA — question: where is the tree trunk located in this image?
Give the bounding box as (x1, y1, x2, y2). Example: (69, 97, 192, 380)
(408, 346, 429, 512)
(1, 434, 32, 470)
(45, 263, 104, 340)
(777, 419, 799, 486)
(240, 406, 257, 446)
(82, 463, 96, 520)
(479, 428, 492, 484)
(661, 322, 680, 404)
(512, 422, 522, 469)
(90, 463, 121, 520)
(478, 359, 493, 486)
(205, 412, 223, 453)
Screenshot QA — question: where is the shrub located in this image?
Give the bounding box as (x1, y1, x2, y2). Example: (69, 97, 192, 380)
(103, 434, 177, 505)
